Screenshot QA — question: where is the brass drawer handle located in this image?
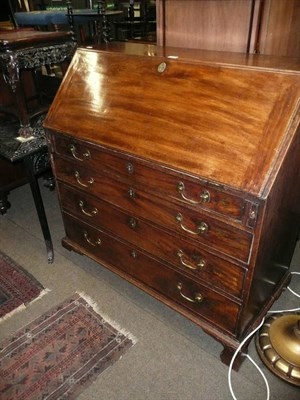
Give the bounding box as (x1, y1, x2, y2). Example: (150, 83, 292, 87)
(83, 231, 101, 246)
(69, 144, 90, 161)
(79, 200, 98, 217)
(176, 213, 208, 235)
(177, 182, 210, 204)
(177, 282, 203, 303)
(74, 171, 94, 187)
(177, 250, 206, 270)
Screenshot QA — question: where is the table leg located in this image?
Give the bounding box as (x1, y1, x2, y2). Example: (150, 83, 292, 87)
(2, 54, 33, 138)
(98, 1, 111, 43)
(24, 156, 54, 264)
(14, 80, 33, 138)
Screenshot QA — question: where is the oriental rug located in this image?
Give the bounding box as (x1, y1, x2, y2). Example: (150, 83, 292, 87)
(0, 251, 46, 321)
(0, 292, 136, 400)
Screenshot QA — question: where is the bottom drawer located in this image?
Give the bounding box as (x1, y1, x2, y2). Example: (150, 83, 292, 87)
(63, 213, 240, 335)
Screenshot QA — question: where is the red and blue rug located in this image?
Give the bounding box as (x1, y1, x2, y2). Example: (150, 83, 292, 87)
(0, 251, 46, 321)
(0, 292, 136, 400)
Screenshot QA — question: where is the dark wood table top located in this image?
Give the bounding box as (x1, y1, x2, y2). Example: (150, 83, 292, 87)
(0, 30, 73, 51)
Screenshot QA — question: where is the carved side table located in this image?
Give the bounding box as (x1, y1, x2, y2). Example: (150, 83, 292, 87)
(0, 30, 76, 138)
(0, 30, 76, 263)
(0, 115, 55, 262)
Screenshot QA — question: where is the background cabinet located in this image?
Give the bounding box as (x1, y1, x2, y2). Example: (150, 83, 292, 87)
(156, 0, 300, 57)
(258, 0, 300, 57)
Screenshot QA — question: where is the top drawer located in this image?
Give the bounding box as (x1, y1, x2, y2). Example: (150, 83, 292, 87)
(52, 134, 246, 221)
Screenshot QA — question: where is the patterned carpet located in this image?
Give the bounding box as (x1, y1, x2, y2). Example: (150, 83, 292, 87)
(0, 293, 136, 400)
(0, 251, 45, 321)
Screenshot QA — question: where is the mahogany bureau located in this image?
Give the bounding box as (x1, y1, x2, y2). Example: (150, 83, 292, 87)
(44, 43, 300, 368)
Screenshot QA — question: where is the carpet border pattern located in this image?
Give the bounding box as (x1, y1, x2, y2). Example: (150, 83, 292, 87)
(0, 251, 46, 321)
(0, 292, 137, 400)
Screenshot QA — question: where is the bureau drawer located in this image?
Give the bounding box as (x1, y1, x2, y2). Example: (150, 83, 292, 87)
(54, 159, 253, 263)
(53, 135, 246, 220)
(63, 213, 240, 335)
(59, 184, 246, 298)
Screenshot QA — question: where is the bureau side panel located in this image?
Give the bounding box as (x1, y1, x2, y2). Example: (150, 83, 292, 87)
(238, 122, 300, 335)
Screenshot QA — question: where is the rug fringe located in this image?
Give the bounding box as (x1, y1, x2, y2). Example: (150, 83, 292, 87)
(31, 288, 51, 304)
(76, 291, 138, 345)
(0, 303, 26, 323)
(0, 288, 51, 324)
